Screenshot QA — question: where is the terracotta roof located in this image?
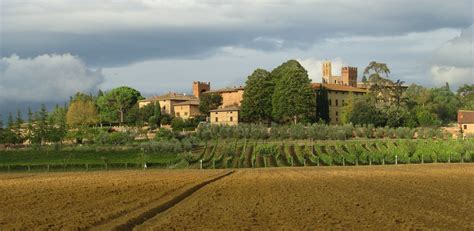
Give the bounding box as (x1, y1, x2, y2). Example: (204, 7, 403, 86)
(458, 110, 474, 124)
(174, 100, 200, 106)
(205, 86, 244, 94)
(210, 106, 241, 112)
(139, 92, 197, 102)
(311, 83, 368, 93)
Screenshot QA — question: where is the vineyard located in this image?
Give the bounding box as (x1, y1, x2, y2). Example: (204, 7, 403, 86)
(187, 139, 474, 169)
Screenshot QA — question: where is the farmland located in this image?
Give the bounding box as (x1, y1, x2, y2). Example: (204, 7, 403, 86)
(189, 139, 473, 169)
(0, 164, 472, 230)
(0, 139, 472, 172)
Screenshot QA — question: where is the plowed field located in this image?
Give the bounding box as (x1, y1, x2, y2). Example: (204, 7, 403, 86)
(0, 170, 227, 230)
(1, 164, 472, 230)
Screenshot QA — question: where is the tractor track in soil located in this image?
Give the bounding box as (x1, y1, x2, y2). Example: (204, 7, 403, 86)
(92, 170, 235, 231)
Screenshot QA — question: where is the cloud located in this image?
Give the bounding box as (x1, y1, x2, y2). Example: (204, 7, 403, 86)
(0, 54, 104, 104)
(430, 25, 473, 87)
(431, 66, 473, 87)
(2, 0, 472, 66)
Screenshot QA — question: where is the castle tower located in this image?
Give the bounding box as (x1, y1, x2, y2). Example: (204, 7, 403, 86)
(341, 67, 358, 87)
(322, 61, 332, 83)
(193, 81, 211, 98)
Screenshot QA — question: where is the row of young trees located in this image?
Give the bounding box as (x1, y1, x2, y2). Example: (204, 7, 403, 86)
(195, 124, 449, 141)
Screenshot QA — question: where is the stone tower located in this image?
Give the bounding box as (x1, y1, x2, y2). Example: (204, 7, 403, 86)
(322, 61, 332, 83)
(341, 67, 358, 87)
(193, 81, 211, 98)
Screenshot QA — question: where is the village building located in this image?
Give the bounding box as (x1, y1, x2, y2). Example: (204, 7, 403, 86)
(173, 100, 201, 119)
(203, 85, 244, 125)
(458, 110, 474, 138)
(322, 61, 358, 87)
(138, 93, 198, 116)
(311, 61, 368, 124)
(312, 83, 367, 124)
(204, 86, 244, 108)
(209, 106, 240, 126)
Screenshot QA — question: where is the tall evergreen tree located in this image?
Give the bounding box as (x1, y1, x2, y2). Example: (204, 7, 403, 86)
(0, 114, 4, 144)
(271, 60, 316, 124)
(240, 69, 274, 124)
(15, 109, 23, 129)
(7, 112, 14, 129)
(315, 86, 330, 123)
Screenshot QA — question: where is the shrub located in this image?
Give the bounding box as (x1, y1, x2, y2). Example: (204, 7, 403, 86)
(155, 128, 174, 141)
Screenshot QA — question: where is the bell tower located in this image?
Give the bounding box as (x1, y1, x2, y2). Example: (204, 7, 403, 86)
(193, 81, 211, 98)
(322, 61, 332, 83)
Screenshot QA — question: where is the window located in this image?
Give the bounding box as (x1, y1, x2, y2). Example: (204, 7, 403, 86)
(336, 111, 339, 116)
(342, 100, 345, 105)
(336, 118, 338, 122)
(335, 99, 339, 107)
(329, 99, 332, 106)
(176, 112, 180, 117)
(464, 125, 468, 129)
(184, 112, 188, 116)
(230, 117, 233, 122)
(215, 117, 219, 122)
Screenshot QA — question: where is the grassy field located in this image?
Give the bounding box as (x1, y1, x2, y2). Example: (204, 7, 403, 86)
(1, 164, 472, 230)
(0, 145, 178, 171)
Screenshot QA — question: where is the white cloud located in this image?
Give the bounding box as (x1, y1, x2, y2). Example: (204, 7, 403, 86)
(0, 54, 104, 103)
(430, 25, 473, 87)
(431, 66, 473, 86)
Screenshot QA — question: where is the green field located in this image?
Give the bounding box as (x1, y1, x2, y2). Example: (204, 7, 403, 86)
(0, 145, 178, 171)
(0, 139, 472, 172)
(187, 139, 474, 169)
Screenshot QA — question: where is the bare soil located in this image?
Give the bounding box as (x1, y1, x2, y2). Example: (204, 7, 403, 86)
(0, 164, 472, 230)
(139, 164, 473, 230)
(0, 170, 226, 230)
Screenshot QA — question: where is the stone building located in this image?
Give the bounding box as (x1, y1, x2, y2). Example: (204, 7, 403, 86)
(192, 81, 211, 98)
(204, 86, 244, 108)
(173, 100, 201, 120)
(209, 106, 240, 126)
(313, 61, 368, 124)
(322, 61, 358, 87)
(138, 93, 197, 115)
(458, 110, 474, 138)
(313, 83, 367, 124)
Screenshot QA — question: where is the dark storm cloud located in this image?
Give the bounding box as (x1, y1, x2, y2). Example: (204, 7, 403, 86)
(2, 0, 472, 67)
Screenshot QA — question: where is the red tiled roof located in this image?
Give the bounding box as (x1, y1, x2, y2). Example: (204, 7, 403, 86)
(311, 83, 368, 93)
(174, 100, 200, 106)
(205, 86, 244, 94)
(458, 110, 474, 124)
(139, 92, 197, 102)
(209, 106, 240, 112)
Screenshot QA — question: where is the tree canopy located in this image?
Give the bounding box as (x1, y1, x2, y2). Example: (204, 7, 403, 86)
(199, 93, 222, 115)
(271, 60, 316, 124)
(67, 99, 99, 127)
(240, 68, 274, 124)
(97, 86, 143, 124)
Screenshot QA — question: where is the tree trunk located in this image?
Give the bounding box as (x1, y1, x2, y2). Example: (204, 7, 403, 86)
(119, 110, 124, 125)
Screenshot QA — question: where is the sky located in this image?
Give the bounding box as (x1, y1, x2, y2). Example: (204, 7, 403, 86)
(0, 0, 473, 119)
